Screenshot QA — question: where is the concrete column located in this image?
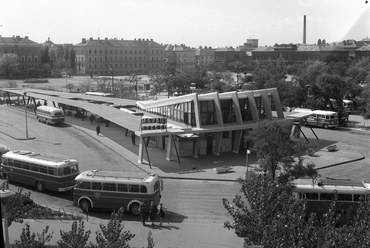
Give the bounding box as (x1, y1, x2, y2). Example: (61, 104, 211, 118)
(232, 130, 243, 153)
(193, 138, 200, 158)
(138, 136, 144, 164)
(166, 135, 173, 161)
(213, 132, 222, 156)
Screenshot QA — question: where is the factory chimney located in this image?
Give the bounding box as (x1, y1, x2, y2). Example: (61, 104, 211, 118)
(303, 15, 306, 44)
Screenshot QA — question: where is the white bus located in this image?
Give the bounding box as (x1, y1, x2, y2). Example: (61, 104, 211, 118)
(36, 105, 65, 125)
(85, 92, 113, 97)
(291, 108, 338, 129)
(293, 178, 370, 215)
(1, 150, 79, 192)
(73, 170, 163, 215)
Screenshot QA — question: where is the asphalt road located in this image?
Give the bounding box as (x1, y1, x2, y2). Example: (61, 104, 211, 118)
(0, 105, 243, 247)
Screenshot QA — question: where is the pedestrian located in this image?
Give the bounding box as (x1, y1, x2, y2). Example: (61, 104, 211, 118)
(149, 201, 157, 226)
(96, 124, 100, 136)
(131, 131, 136, 145)
(157, 203, 166, 226)
(139, 202, 147, 226)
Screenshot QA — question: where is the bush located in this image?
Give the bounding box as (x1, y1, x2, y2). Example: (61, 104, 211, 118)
(23, 79, 49, 84)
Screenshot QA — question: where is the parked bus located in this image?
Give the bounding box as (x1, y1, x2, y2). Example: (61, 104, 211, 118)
(293, 178, 370, 215)
(85, 92, 113, 97)
(291, 108, 338, 129)
(36, 105, 65, 125)
(1, 150, 79, 192)
(73, 170, 163, 215)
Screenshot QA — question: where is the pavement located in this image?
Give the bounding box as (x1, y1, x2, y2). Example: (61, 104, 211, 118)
(1, 105, 369, 248)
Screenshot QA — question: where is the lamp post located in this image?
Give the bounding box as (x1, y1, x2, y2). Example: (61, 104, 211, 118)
(245, 149, 251, 177)
(110, 68, 114, 94)
(132, 74, 138, 99)
(23, 92, 28, 138)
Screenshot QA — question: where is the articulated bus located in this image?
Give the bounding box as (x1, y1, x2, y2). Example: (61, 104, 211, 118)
(36, 105, 65, 125)
(73, 170, 163, 215)
(293, 178, 370, 215)
(1, 150, 79, 192)
(292, 108, 338, 129)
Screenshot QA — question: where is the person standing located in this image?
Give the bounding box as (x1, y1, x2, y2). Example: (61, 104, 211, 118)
(131, 131, 136, 145)
(96, 124, 100, 136)
(157, 203, 165, 226)
(139, 202, 147, 226)
(149, 201, 157, 226)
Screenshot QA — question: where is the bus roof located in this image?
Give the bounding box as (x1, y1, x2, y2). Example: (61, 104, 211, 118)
(36, 105, 64, 112)
(293, 178, 370, 194)
(75, 170, 158, 184)
(2, 150, 77, 167)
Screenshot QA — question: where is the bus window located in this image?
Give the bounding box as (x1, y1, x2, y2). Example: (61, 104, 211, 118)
(22, 162, 30, 170)
(129, 185, 140, 192)
(14, 160, 21, 168)
(70, 165, 79, 174)
(48, 167, 57, 175)
(354, 194, 366, 201)
(320, 193, 335, 201)
(30, 163, 39, 172)
(305, 193, 319, 200)
(39, 165, 48, 174)
(140, 185, 147, 193)
(337, 194, 352, 201)
(92, 182, 102, 190)
(103, 183, 117, 191)
(63, 167, 71, 175)
(78, 181, 91, 189)
(118, 184, 128, 192)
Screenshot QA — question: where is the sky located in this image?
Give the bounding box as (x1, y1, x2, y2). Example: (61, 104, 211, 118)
(0, 0, 369, 48)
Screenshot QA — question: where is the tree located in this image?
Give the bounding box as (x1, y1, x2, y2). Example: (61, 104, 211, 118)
(360, 83, 370, 119)
(57, 220, 91, 248)
(91, 212, 135, 248)
(0, 53, 20, 77)
(15, 223, 53, 248)
(247, 119, 317, 182)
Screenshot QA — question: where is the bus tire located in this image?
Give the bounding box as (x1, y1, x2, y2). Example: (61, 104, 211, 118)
(323, 124, 328, 129)
(80, 200, 91, 212)
(129, 203, 140, 215)
(36, 181, 44, 192)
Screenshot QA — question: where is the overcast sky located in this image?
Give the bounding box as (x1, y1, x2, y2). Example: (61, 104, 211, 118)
(0, 0, 369, 48)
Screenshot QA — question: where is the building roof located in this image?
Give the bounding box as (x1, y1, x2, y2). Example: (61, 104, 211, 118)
(0, 36, 40, 46)
(195, 48, 215, 56)
(75, 38, 164, 48)
(296, 45, 321, 52)
(356, 45, 370, 51)
(251, 46, 274, 52)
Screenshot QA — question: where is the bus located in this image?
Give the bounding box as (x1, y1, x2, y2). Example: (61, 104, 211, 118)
(293, 178, 370, 215)
(85, 92, 114, 97)
(291, 108, 338, 129)
(73, 170, 163, 215)
(1, 150, 79, 192)
(36, 105, 65, 125)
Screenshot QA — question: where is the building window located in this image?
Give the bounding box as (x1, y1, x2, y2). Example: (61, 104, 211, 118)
(34, 56, 38, 62)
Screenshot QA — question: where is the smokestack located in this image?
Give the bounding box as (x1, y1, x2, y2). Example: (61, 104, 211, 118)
(303, 15, 306, 44)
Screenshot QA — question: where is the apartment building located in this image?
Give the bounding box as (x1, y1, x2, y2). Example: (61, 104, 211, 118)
(73, 37, 165, 76)
(195, 46, 215, 70)
(0, 35, 42, 77)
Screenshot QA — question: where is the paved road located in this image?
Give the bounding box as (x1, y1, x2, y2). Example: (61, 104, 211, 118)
(0, 105, 244, 248)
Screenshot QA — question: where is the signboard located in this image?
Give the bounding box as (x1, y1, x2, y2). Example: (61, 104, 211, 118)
(140, 117, 167, 131)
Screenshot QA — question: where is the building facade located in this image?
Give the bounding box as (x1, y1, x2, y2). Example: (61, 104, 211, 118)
(195, 46, 215, 71)
(73, 38, 166, 76)
(0, 35, 42, 77)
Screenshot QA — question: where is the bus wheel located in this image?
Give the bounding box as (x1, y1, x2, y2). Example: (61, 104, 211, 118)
(130, 203, 140, 215)
(323, 124, 329, 129)
(80, 200, 90, 212)
(36, 181, 44, 192)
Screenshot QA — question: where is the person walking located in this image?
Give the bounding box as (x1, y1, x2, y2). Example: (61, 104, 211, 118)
(131, 131, 136, 145)
(139, 202, 147, 226)
(157, 203, 166, 226)
(96, 124, 100, 136)
(149, 201, 157, 226)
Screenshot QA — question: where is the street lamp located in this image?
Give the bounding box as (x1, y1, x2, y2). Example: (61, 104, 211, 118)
(245, 149, 251, 177)
(23, 92, 28, 138)
(110, 68, 114, 94)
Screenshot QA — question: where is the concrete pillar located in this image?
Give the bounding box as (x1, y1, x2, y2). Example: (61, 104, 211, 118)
(166, 135, 173, 161)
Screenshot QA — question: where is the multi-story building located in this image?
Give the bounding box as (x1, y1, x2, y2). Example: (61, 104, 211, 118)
(172, 44, 196, 72)
(195, 46, 215, 71)
(0, 35, 42, 77)
(73, 37, 165, 76)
